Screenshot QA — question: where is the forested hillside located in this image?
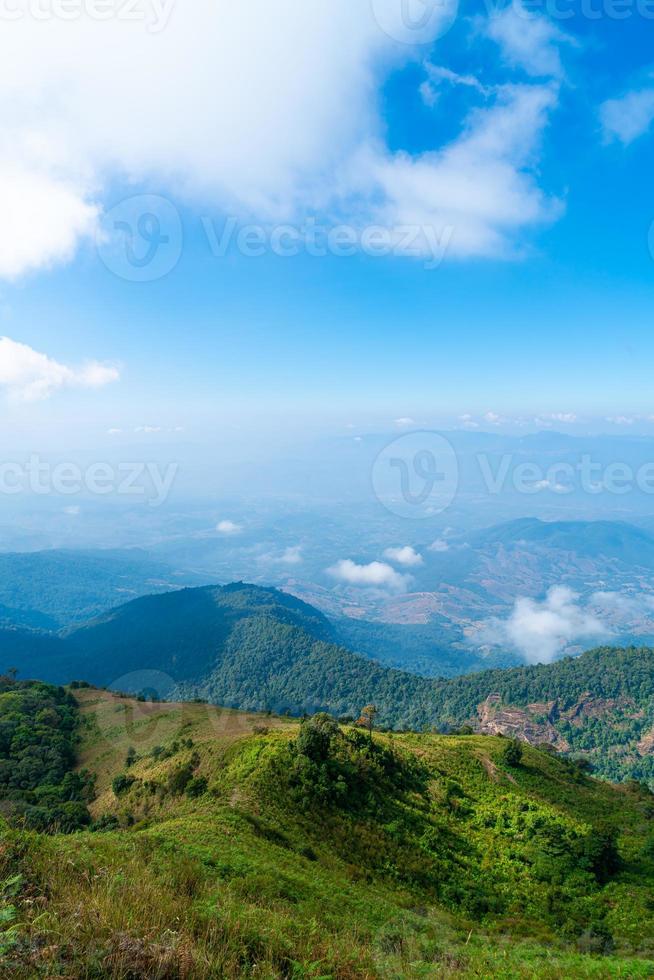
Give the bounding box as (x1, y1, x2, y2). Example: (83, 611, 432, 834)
(0, 676, 92, 831)
(6, 583, 654, 785)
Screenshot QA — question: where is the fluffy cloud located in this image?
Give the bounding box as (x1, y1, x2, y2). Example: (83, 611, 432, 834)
(0, 336, 118, 401)
(327, 559, 410, 592)
(0, 4, 387, 278)
(0, 3, 563, 278)
(356, 82, 560, 260)
(486, 5, 573, 78)
(216, 520, 242, 536)
(600, 87, 654, 145)
(383, 545, 424, 567)
(0, 167, 98, 280)
(484, 586, 610, 664)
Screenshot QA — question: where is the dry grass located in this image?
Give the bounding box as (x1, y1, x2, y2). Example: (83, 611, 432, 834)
(74, 689, 295, 810)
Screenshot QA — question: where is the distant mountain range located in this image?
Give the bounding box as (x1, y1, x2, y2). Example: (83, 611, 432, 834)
(0, 548, 208, 627)
(3, 518, 654, 673)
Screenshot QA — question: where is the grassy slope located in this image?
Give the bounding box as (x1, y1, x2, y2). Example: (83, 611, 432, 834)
(3, 689, 654, 978)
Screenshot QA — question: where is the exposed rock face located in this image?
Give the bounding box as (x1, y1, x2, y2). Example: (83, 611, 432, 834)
(563, 692, 640, 726)
(476, 692, 642, 754)
(476, 694, 569, 750)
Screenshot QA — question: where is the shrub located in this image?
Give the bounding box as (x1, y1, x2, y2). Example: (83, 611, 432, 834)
(503, 739, 523, 767)
(168, 764, 194, 796)
(112, 773, 136, 797)
(185, 776, 208, 799)
(296, 713, 340, 762)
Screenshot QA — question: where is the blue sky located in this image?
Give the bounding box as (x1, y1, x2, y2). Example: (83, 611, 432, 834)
(1, 0, 653, 458)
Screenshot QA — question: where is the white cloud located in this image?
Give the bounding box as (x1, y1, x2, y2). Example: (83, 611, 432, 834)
(327, 559, 410, 592)
(0, 4, 563, 278)
(420, 63, 488, 107)
(394, 417, 416, 427)
(0, 336, 119, 401)
(429, 538, 450, 553)
(63, 505, 81, 516)
(216, 520, 243, 536)
(600, 87, 654, 145)
(486, 5, 573, 79)
(0, 4, 388, 278)
(0, 166, 98, 280)
(355, 83, 560, 261)
(484, 586, 610, 664)
(383, 545, 424, 566)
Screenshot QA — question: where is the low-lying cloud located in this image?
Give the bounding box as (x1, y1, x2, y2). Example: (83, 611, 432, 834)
(484, 586, 610, 664)
(327, 558, 410, 593)
(383, 545, 423, 567)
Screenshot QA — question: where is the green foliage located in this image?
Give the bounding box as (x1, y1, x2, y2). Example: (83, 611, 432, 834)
(0, 677, 91, 831)
(185, 775, 208, 798)
(502, 739, 523, 767)
(0, 874, 22, 957)
(8, 578, 654, 788)
(168, 763, 195, 796)
(271, 715, 431, 823)
(111, 773, 135, 796)
(4, 709, 654, 978)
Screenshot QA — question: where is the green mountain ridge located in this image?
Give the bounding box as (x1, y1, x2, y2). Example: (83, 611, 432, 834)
(4, 581, 654, 785)
(4, 680, 654, 977)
